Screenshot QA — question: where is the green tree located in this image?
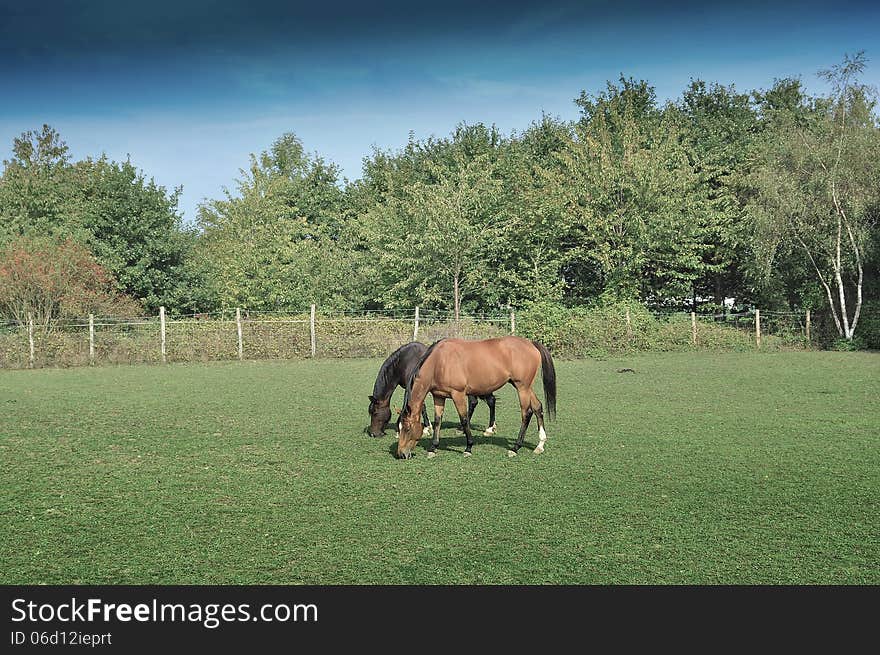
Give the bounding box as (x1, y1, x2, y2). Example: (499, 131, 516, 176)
(553, 77, 713, 304)
(491, 115, 573, 308)
(353, 123, 526, 314)
(748, 53, 880, 340)
(196, 133, 347, 310)
(676, 80, 759, 308)
(362, 148, 506, 317)
(0, 125, 77, 241)
(0, 126, 203, 313)
(71, 156, 199, 312)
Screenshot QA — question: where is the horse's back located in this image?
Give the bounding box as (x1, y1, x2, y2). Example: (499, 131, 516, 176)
(400, 341, 427, 361)
(441, 336, 539, 361)
(428, 336, 540, 393)
(376, 341, 429, 395)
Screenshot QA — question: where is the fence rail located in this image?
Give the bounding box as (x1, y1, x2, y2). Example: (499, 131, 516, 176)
(0, 305, 843, 369)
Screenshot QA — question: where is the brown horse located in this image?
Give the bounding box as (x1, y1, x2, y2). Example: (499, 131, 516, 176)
(397, 336, 556, 459)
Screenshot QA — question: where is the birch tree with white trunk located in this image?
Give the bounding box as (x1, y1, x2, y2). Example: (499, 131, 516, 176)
(749, 52, 879, 341)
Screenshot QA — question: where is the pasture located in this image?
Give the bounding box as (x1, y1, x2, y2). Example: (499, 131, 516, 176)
(1, 352, 878, 584)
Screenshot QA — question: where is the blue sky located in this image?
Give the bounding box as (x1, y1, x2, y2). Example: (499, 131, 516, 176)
(1, 0, 878, 224)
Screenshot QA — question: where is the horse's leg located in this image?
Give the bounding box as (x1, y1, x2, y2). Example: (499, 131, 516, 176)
(421, 403, 431, 436)
(528, 389, 548, 455)
(466, 395, 479, 423)
(427, 395, 445, 459)
(508, 386, 534, 457)
(459, 395, 478, 433)
(451, 392, 475, 456)
(482, 394, 497, 436)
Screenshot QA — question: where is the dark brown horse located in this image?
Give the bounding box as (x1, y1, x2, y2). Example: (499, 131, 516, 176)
(397, 336, 556, 459)
(368, 342, 497, 437)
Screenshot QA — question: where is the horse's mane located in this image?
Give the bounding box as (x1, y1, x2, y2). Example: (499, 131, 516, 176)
(400, 338, 445, 419)
(373, 342, 422, 399)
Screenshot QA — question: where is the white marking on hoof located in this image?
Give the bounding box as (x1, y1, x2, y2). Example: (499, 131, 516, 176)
(463, 451, 472, 457)
(535, 426, 548, 454)
(426, 451, 436, 459)
(422, 426, 431, 436)
(483, 425, 497, 436)
(507, 450, 517, 458)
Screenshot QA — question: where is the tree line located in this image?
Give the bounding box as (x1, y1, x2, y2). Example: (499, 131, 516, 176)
(1, 54, 878, 344)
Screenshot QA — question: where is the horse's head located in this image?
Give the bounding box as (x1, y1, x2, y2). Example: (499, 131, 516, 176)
(396, 406, 422, 459)
(367, 395, 391, 437)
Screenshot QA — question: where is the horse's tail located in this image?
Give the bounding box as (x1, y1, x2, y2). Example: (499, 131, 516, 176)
(531, 340, 557, 420)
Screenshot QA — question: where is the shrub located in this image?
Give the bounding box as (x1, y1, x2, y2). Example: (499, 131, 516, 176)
(518, 301, 756, 357)
(0, 236, 141, 329)
(854, 301, 880, 350)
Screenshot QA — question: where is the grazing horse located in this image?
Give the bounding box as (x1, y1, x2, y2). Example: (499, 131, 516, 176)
(368, 342, 497, 438)
(397, 336, 556, 459)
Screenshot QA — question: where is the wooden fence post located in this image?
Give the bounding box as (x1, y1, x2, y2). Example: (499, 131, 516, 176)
(159, 306, 167, 363)
(310, 304, 316, 358)
(510, 310, 516, 335)
(236, 308, 243, 361)
(413, 306, 420, 341)
(755, 309, 761, 349)
(89, 314, 95, 365)
(691, 311, 697, 345)
(27, 312, 35, 369)
(805, 309, 811, 344)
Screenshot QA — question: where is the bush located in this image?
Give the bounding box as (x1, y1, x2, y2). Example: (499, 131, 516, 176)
(831, 337, 862, 351)
(854, 301, 880, 350)
(0, 236, 141, 327)
(518, 301, 756, 357)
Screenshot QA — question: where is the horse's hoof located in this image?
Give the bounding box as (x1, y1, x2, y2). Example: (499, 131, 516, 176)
(533, 444, 545, 455)
(422, 427, 431, 436)
(507, 450, 517, 458)
(463, 451, 472, 457)
(426, 451, 436, 459)
(483, 429, 495, 437)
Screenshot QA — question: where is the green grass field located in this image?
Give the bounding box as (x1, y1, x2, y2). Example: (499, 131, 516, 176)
(1, 352, 878, 584)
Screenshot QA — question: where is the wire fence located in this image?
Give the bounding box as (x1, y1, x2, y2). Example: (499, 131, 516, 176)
(0, 305, 847, 369)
